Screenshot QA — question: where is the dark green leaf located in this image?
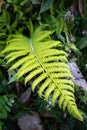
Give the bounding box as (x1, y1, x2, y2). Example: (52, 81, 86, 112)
(68, 42, 82, 56)
(4, 105, 11, 112)
(78, 37, 87, 49)
(40, 0, 54, 13)
(30, 0, 40, 4)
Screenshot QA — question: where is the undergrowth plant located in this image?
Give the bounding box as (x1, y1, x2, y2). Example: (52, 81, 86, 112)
(2, 26, 83, 121)
(0, 95, 14, 129)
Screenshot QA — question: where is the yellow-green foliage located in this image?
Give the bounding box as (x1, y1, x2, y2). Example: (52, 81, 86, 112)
(2, 27, 83, 121)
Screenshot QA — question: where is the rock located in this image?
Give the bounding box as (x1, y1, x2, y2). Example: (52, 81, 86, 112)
(68, 62, 87, 91)
(18, 112, 44, 130)
(18, 88, 31, 105)
(82, 30, 87, 36)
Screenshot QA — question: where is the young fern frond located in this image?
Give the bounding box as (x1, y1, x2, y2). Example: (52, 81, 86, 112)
(2, 27, 83, 121)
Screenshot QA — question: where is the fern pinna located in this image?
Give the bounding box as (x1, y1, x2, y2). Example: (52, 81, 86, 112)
(2, 27, 83, 121)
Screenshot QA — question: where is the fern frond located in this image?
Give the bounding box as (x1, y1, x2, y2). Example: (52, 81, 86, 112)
(41, 56, 68, 62)
(5, 50, 28, 59)
(25, 68, 43, 82)
(32, 27, 52, 42)
(9, 54, 34, 70)
(38, 78, 51, 97)
(34, 41, 62, 50)
(6, 51, 29, 64)
(51, 89, 60, 105)
(44, 83, 55, 100)
(2, 27, 83, 121)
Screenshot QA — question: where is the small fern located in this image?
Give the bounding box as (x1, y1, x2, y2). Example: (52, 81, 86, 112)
(2, 27, 83, 121)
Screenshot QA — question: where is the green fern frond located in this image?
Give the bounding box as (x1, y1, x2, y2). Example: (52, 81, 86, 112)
(2, 27, 83, 121)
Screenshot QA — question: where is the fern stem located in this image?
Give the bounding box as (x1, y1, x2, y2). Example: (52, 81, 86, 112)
(30, 39, 44, 68)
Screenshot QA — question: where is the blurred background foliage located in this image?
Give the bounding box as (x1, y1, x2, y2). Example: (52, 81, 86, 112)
(0, 0, 87, 129)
